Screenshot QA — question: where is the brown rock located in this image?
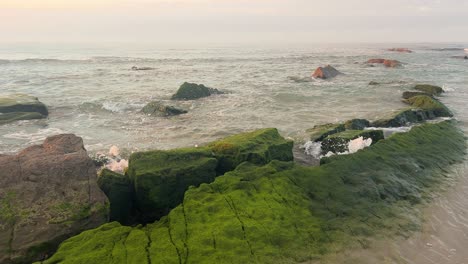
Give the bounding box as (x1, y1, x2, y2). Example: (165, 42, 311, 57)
(367, 58, 401, 68)
(387, 48, 413, 53)
(0, 134, 108, 264)
(312, 65, 342, 79)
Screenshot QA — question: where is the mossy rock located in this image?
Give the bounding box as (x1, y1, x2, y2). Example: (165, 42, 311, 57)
(371, 108, 432, 127)
(171, 82, 223, 100)
(321, 130, 384, 154)
(307, 123, 346, 142)
(402, 91, 430, 99)
(0, 94, 48, 125)
(127, 147, 218, 223)
(43, 121, 465, 264)
(141, 101, 187, 116)
(414, 84, 444, 96)
(208, 128, 293, 174)
(344, 119, 370, 130)
(97, 169, 134, 225)
(403, 95, 453, 117)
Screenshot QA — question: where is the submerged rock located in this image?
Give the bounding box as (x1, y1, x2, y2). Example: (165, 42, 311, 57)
(312, 65, 342, 79)
(321, 130, 384, 154)
(414, 84, 444, 96)
(0, 134, 108, 264)
(367, 59, 401, 68)
(402, 91, 430, 99)
(387, 48, 413, 53)
(141, 101, 188, 116)
(131, 66, 154, 71)
(0, 94, 48, 125)
(42, 121, 465, 264)
(369, 81, 380, 85)
(307, 123, 346, 142)
(287, 76, 313, 83)
(171, 82, 223, 100)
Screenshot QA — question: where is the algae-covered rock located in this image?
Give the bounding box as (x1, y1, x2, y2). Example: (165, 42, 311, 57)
(403, 95, 453, 117)
(307, 123, 346, 142)
(43, 121, 465, 264)
(0, 94, 48, 125)
(0, 134, 108, 264)
(208, 128, 293, 174)
(97, 169, 134, 225)
(344, 119, 370, 130)
(127, 147, 218, 223)
(371, 108, 430, 127)
(171, 82, 223, 100)
(414, 84, 444, 96)
(141, 101, 187, 117)
(321, 130, 384, 154)
(402, 91, 430, 99)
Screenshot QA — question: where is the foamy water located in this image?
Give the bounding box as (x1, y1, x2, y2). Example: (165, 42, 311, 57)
(1, 43, 468, 263)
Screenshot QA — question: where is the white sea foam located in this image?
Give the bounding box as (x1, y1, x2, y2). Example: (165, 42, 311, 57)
(303, 141, 322, 158)
(348, 136, 372, 154)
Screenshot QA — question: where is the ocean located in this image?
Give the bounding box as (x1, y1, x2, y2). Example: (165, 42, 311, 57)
(1, 42, 467, 263)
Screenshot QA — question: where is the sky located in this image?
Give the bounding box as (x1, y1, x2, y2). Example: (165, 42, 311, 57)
(0, 0, 467, 44)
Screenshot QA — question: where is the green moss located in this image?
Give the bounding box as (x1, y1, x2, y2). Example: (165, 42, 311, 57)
(44, 121, 465, 264)
(171, 82, 222, 100)
(402, 91, 429, 100)
(127, 147, 218, 223)
(403, 95, 453, 117)
(98, 169, 134, 225)
(371, 107, 443, 128)
(307, 123, 345, 142)
(344, 119, 370, 130)
(321, 130, 384, 154)
(414, 84, 444, 96)
(208, 128, 294, 174)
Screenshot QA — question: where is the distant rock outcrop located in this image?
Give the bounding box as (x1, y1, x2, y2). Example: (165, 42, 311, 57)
(0, 134, 109, 263)
(387, 48, 413, 53)
(171, 82, 224, 100)
(0, 94, 48, 125)
(367, 59, 401, 68)
(312, 65, 342, 79)
(131, 66, 154, 71)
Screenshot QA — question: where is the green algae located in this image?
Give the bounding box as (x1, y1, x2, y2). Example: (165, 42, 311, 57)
(344, 119, 370, 130)
(42, 120, 465, 264)
(98, 169, 134, 225)
(307, 123, 346, 142)
(403, 95, 453, 117)
(414, 84, 444, 96)
(208, 128, 294, 174)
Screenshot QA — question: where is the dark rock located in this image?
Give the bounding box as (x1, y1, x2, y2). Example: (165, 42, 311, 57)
(306, 123, 346, 142)
(369, 81, 380, 85)
(312, 65, 342, 79)
(0, 134, 108, 264)
(387, 48, 413, 53)
(414, 84, 444, 96)
(141, 101, 187, 116)
(97, 169, 134, 225)
(171, 82, 223, 100)
(402, 91, 430, 99)
(321, 130, 384, 154)
(0, 94, 48, 125)
(344, 119, 370, 130)
(403, 95, 453, 117)
(131, 66, 154, 71)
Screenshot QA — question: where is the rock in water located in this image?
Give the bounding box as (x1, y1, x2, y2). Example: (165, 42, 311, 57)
(141, 101, 188, 116)
(0, 134, 109, 263)
(0, 94, 48, 125)
(131, 66, 154, 71)
(321, 130, 384, 154)
(307, 123, 346, 142)
(403, 95, 453, 117)
(387, 48, 413, 53)
(367, 59, 401, 67)
(402, 91, 430, 99)
(171, 82, 223, 100)
(312, 65, 342, 79)
(414, 84, 444, 96)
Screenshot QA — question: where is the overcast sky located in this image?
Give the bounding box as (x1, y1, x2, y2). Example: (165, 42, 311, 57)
(1, 0, 467, 44)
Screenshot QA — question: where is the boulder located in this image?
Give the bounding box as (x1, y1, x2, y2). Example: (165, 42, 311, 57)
(127, 147, 218, 223)
(97, 169, 134, 225)
(403, 95, 453, 117)
(371, 108, 435, 128)
(307, 123, 346, 142)
(387, 48, 413, 53)
(171, 82, 223, 100)
(141, 101, 187, 117)
(312, 65, 342, 79)
(367, 59, 401, 68)
(208, 128, 294, 174)
(0, 134, 108, 264)
(0, 94, 48, 125)
(402, 91, 430, 99)
(344, 119, 370, 130)
(321, 130, 384, 154)
(414, 84, 444, 96)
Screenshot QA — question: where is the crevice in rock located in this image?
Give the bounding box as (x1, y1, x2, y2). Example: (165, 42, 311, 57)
(167, 217, 183, 264)
(181, 202, 190, 264)
(144, 227, 153, 264)
(224, 195, 254, 257)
